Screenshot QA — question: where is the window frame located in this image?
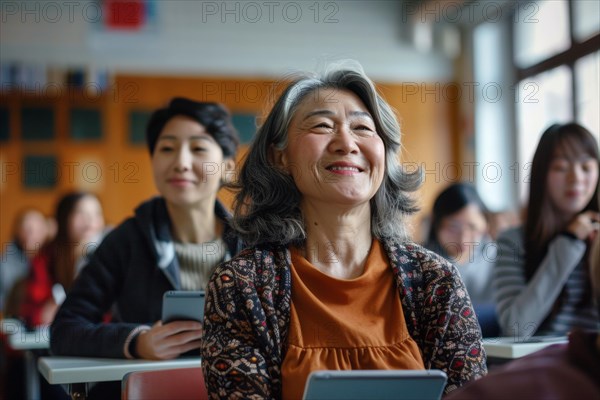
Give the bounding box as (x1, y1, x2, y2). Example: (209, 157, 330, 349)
(513, 1, 600, 122)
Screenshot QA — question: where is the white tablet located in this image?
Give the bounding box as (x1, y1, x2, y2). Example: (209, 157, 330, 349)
(302, 369, 447, 400)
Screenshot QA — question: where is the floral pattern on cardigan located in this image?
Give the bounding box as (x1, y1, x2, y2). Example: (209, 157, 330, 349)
(201, 239, 487, 399)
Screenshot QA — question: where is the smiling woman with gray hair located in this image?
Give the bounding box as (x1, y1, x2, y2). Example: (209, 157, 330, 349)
(201, 62, 487, 399)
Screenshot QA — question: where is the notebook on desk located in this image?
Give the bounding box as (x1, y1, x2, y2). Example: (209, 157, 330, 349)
(302, 369, 447, 400)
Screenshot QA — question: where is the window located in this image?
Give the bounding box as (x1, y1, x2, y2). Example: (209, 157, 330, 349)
(575, 51, 600, 137)
(516, 66, 572, 179)
(513, 0, 600, 201)
(514, 0, 570, 68)
(572, 0, 600, 42)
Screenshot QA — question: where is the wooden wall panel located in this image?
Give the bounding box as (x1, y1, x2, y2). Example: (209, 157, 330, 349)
(0, 75, 459, 246)
(379, 83, 458, 240)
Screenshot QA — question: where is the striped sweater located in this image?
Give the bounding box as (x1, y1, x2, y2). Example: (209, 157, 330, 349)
(493, 227, 599, 338)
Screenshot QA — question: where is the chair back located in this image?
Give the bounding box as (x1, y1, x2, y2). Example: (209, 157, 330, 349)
(122, 366, 207, 400)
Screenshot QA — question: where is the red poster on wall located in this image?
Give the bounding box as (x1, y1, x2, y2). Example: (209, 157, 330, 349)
(103, 0, 146, 30)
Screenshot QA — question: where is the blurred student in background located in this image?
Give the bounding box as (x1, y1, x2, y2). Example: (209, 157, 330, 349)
(494, 123, 599, 338)
(425, 182, 500, 337)
(447, 190, 600, 400)
(1, 208, 51, 316)
(0, 208, 52, 400)
(50, 98, 243, 399)
(20, 192, 105, 328)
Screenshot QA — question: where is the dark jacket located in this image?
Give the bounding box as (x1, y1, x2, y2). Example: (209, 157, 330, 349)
(202, 239, 487, 399)
(50, 197, 243, 358)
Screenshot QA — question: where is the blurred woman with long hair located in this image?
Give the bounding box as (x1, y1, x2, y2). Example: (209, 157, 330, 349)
(20, 192, 105, 327)
(494, 123, 599, 338)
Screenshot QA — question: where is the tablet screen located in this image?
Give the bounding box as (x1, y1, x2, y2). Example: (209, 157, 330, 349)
(302, 369, 447, 400)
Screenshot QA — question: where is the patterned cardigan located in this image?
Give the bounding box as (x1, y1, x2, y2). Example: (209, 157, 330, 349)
(201, 239, 487, 399)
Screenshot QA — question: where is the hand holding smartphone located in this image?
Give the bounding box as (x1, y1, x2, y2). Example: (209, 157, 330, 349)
(161, 291, 206, 324)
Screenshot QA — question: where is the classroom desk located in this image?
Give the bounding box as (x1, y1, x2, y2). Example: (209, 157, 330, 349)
(38, 356, 202, 399)
(2, 318, 49, 350)
(0, 318, 24, 334)
(7, 327, 50, 350)
(482, 336, 568, 359)
(2, 320, 50, 400)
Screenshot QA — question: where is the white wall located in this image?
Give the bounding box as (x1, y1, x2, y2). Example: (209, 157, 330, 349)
(0, 0, 453, 82)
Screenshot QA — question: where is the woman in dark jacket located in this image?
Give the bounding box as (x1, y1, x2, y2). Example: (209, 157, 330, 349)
(50, 98, 243, 398)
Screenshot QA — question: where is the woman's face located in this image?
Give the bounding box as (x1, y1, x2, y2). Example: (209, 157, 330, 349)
(152, 115, 234, 209)
(276, 88, 385, 209)
(17, 210, 49, 253)
(546, 152, 598, 217)
(436, 203, 487, 260)
(68, 196, 104, 243)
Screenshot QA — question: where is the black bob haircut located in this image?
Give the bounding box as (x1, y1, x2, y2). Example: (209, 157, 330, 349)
(427, 182, 489, 244)
(145, 97, 239, 158)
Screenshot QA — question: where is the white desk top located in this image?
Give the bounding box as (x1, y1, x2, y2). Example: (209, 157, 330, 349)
(482, 336, 568, 359)
(38, 356, 202, 385)
(2, 319, 50, 351)
(1, 318, 24, 334)
(9, 329, 50, 350)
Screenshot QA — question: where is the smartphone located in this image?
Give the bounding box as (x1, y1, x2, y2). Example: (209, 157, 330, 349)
(161, 290, 205, 324)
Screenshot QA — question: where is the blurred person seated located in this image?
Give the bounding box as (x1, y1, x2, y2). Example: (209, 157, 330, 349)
(1, 208, 51, 400)
(3, 194, 102, 400)
(20, 192, 106, 328)
(446, 196, 600, 400)
(1, 208, 51, 316)
(424, 182, 500, 337)
(494, 123, 599, 339)
(201, 62, 487, 399)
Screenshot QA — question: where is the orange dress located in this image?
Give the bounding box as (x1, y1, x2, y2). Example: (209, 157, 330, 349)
(281, 240, 425, 399)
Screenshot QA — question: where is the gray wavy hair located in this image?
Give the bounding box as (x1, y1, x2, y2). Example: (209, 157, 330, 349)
(232, 62, 422, 246)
